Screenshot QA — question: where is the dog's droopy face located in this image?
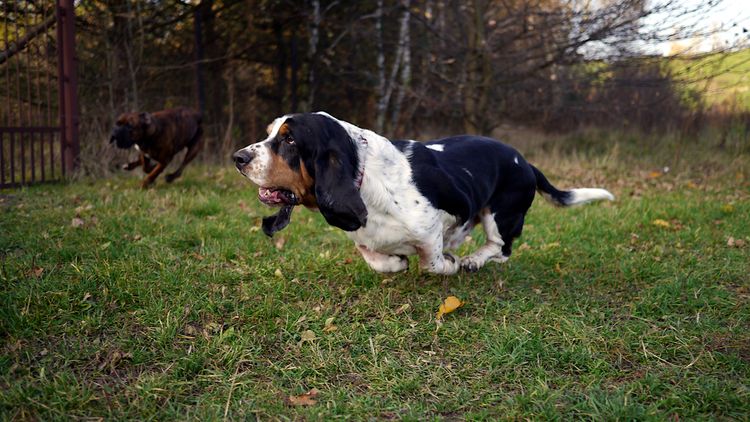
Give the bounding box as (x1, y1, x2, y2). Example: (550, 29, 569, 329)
(110, 112, 155, 149)
(232, 113, 367, 236)
(233, 117, 311, 208)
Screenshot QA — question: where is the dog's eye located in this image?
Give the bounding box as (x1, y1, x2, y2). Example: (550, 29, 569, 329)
(283, 135, 295, 145)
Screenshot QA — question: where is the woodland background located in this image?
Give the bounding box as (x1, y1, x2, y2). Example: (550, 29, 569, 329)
(7, 0, 750, 171)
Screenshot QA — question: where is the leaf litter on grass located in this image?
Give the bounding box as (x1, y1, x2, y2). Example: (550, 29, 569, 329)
(288, 388, 319, 406)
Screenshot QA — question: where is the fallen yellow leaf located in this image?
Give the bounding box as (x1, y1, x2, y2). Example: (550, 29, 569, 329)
(727, 237, 747, 248)
(288, 388, 319, 406)
(323, 317, 337, 332)
(436, 296, 463, 320)
(300, 330, 316, 342)
(652, 219, 670, 228)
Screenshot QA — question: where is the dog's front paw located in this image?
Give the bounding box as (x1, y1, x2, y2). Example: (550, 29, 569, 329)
(438, 253, 459, 275)
(460, 256, 481, 273)
(379, 254, 409, 272)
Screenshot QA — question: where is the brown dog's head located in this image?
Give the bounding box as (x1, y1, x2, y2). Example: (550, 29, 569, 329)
(232, 112, 367, 236)
(110, 112, 156, 149)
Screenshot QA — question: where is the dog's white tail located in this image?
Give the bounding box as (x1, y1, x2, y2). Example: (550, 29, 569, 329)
(531, 165, 614, 207)
(565, 188, 615, 205)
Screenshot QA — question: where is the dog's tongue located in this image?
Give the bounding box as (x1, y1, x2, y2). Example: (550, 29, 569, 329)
(262, 204, 294, 237)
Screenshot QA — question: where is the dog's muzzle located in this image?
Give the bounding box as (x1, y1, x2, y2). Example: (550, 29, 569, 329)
(110, 126, 133, 149)
(232, 149, 255, 170)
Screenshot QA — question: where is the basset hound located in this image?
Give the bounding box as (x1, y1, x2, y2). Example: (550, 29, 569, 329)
(233, 112, 613, 274)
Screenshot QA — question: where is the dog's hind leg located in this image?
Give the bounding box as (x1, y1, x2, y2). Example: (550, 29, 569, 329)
(166, 128, 203, 183)
(465, 185, 534, 270)
(460, 209, 505, 272)
(357, 245, 409, 273)
(492, 212, 526, 263)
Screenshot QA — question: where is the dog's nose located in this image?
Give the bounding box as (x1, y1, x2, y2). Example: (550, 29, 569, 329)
(233, 149, 255, 167)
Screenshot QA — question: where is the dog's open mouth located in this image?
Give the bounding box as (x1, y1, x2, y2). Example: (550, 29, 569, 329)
(258, 187, 299, 206)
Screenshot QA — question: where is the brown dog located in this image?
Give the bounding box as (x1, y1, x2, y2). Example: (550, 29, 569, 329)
(110, 107, 203, 188)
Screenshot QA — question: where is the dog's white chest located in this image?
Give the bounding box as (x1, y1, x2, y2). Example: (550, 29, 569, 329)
(347, 200, 458, 255)
(343, 135, 464, 256)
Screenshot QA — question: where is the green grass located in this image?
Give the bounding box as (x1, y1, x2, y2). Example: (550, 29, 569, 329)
(1, 138, 749, 420)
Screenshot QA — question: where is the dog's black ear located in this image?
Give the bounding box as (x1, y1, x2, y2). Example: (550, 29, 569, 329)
(313, 149, 367, 231)
(262, 205, 294, 237)
(289, 113, 366, 231)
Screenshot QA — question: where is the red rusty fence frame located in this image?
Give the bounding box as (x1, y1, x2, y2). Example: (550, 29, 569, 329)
(0, 0, 79, 188)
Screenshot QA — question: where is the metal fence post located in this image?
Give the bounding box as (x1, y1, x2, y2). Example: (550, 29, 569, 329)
(58, 0, 79, 175)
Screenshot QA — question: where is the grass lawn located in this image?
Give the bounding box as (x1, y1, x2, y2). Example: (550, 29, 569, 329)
(1, 137, 749, 420)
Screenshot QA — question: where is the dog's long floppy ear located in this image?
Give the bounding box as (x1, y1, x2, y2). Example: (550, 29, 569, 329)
(313, 149, 367, 231)
(303, 116, 367, 231)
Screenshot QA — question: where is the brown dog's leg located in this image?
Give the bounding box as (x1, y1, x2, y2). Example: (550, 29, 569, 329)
(141, 162, 167, 189)
(142, 156, 155, 173)
(165, 130, 203, 183)
(122, 153, 145, 171)
(122, 153, 155, 173)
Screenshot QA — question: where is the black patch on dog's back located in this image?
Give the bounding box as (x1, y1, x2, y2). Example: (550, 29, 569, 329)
(394, 136, 537, 224)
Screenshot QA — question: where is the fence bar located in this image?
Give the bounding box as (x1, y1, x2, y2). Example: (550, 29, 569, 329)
(1, 4, 6, 187)
(24, 10, 32, 184)
(1, 133, 4, 186)
(56, 1, 66, 177)
(59, 0, 79, 175)
(31, 11, 39, 183)
(9, 131, 15, 185)
(46, 4, 53, 182)
(0, 0, 76, 188)
(34, 41, 42, 182)
(14, 2, 22, 128)
(3, 4, 8, 126)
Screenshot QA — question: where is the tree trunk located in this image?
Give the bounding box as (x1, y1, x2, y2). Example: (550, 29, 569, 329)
(274, 19, 287, 115)
(390, 1, 411, 135)
(374, 0, 386, 133)
(291, 31, 300, 112)
(222, 62, 236, 159)
(107, 1, 132, 111)
(193, 5, 206, 115)
(307, 0, 320, 111)
(376, 0, 411, 135)
(463, 0, 492, 134)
